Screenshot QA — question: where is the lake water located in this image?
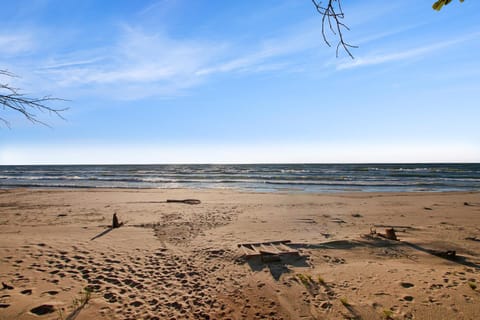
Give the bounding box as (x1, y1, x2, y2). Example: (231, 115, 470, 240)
(1, 163, 479, 193)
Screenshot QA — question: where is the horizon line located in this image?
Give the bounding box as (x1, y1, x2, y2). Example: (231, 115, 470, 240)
(1, 161, 479, 166)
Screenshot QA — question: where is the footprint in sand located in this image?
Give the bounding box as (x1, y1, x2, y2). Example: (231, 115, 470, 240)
(130, 300, 144, 307)
(148, 298, 159, 306)
(430, 284, 443, 290)
(20, 289, 32, 295)
(400, 282, 414, 288)
(103, 292, 118, 303)
(42, 290, 59, 296)
(30, 304, 55, 315)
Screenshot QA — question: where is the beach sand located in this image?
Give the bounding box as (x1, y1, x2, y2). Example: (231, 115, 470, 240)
(1, 188, 479, 319)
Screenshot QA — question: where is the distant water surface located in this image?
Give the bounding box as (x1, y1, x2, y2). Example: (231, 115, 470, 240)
(0, 164, 479, 193)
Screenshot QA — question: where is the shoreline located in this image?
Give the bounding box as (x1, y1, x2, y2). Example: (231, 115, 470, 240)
(1, 188, 479, 319)
(2, 186, 479, 194)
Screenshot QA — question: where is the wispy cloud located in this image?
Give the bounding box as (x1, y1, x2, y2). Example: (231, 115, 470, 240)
(354, 22, 428, 46)
(42, 27, 214, 80)
(39, 57, 106, 70)
(29, 20, 323, 99)
(196, 26, 320, 76)
(30, 26, 222, 98)
(0, 33, 34, 56)
(14, 0, 466, 100)
(337, 32, 480, 70)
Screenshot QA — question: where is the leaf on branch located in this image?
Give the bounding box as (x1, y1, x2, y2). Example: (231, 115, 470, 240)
(432, 0, 464, 11)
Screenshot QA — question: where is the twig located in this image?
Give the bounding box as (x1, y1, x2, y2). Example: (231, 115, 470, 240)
(0, 69, 68, 127)
(311, 0, 357, 58)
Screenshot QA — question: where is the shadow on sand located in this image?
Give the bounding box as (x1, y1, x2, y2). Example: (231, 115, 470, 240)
(289, 238, 480, 269)
(90, 227, 115, 241)
(246, 254, 310, 281)
(403, 241, 480, 269)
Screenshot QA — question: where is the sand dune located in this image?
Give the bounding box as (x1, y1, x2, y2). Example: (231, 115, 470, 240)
(1, 188, 479, 319)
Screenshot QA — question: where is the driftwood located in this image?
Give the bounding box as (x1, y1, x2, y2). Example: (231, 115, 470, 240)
(238, 240, 291, 247)
(374, 224, 415, 229)
(385, 228, 398, 240)
(431, 250, 457, 260)
(239, 245, 257, 256)
(90, 214, 124, 241)
(112, 213, 120, 228)
(261, 252, 282, 262)
(465, 236, 480, 242)
(166, 199, 201, 205)
(259, 244, 279, 255)
(238, 240, 299, 260)
(2, 282, 14, 290)
(369, 227, 399, 241)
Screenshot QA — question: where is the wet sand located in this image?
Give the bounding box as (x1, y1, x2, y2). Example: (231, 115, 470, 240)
(0, 188, 479, 319)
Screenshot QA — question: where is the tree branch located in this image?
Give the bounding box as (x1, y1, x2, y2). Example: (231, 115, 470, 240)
(311, 0, 357, 59)
(0, 70, 68, 127)
(433, 0, 464, 11)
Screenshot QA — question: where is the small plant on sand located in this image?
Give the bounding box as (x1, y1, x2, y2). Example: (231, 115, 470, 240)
(339, 296, 350, 307)
(383, 309, 394, 319)
(296, 273, 310, 287)
(57, 308, 65, 320)
(72, 287, 92, 307)
(62, 286, 93, 320)
(468, 281, 477, 290)
(317, 275, 326, 285)
(82, 286, 92, 302)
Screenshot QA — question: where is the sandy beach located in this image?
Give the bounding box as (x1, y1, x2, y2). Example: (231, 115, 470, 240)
(0, 188, 479, 319)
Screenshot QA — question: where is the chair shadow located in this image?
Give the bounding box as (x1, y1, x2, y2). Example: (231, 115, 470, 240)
(290, 238, 480, 270)
(242, 237, 479, 284)
(246, 254, 310, 281)
(403, 241, 480, 269)
(290, 238, 403, 251)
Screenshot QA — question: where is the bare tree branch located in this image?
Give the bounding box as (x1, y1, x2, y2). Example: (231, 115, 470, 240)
(0, 70, 68, 127)
(311, 0, 357, 59)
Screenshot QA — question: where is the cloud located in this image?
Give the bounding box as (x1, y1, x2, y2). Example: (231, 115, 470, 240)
(28, 26, 236, 99)
(37, 26, 221, 87)
(195, 27, 320, 76)
(29, 20, 323, 99)
(0, 33, 34, 55)
(39, 57, 106, 70)
(337, 32, 480, 70)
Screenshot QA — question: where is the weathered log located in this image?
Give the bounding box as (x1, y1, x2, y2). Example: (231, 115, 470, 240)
(385, 228, 398, 240)
(465, 236, 480, 242)
(166, 199, 201, 205)
(112, 213, 120, 228)
(2, 282, 14, 290)
(261, 252, 281, 262)
(432, 250, 456, 260)
(237, 240, 291, 247)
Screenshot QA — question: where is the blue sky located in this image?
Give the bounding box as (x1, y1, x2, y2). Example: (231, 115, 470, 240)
(1, 0, 479, 164)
